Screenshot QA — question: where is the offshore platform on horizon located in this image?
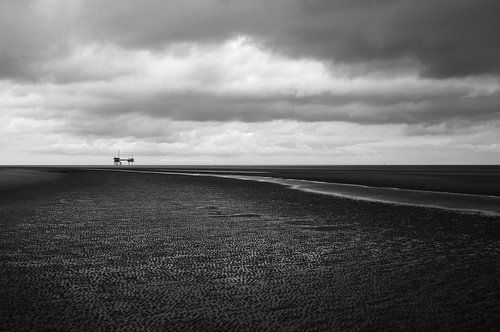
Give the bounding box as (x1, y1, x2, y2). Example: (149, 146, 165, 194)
(113, 150, 134, 165)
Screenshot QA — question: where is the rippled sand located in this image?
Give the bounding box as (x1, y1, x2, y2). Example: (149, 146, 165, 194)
(1, 169, 499, 330)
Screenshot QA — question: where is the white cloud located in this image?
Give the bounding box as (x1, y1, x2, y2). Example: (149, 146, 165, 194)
(1, 37, 499, 164)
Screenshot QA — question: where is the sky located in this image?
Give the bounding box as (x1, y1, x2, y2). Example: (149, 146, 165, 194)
(1, 0, 499, 165)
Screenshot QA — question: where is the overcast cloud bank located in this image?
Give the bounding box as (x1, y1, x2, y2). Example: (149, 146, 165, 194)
(1, 0, 499, 164)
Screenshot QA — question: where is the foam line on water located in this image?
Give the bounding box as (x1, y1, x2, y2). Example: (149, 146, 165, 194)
(86, 168, 500, 216)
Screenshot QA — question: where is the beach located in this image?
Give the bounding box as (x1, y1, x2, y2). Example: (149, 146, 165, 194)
(1, 168, 499, 330)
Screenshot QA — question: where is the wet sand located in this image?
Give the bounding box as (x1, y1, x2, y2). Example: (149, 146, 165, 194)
(1, 168, 499, 330)
(143, 165, 500, 196)
(90, 168, 500, 216)
(0, 168, 63, 192)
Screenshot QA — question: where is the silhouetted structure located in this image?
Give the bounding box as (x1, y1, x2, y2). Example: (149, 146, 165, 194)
(113, 150, 134, 165)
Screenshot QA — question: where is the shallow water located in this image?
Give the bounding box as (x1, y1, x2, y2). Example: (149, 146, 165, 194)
(137, 165, 500, 196)
(90, 168, 500, 216)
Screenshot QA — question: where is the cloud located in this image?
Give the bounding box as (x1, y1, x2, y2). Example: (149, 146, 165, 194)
(2, 38, 499, 127)
(2, 1, 500, 81)
(4, 116, 500, 164)
(270, 0, 500, 78)
(73, 0, 500, 78)
(0, 0, 499, 164)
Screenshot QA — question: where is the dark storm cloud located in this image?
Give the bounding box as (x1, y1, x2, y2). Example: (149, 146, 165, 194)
(293, 0, 500, 78)
(1, 0, 499, 81)
(43, 91, 499, 139)
(0, 0, 75, 81)
(139, 92, 500, 125)
(76, 0, 500, 78)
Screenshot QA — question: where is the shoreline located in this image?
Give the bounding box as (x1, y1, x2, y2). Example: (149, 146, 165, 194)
(85, 168, 500, 216)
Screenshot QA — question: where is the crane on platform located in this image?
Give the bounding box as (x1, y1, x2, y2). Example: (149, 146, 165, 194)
(113, 150, 134, 165)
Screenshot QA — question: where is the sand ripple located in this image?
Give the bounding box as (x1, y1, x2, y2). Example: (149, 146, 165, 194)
(1, 170, 498, 330)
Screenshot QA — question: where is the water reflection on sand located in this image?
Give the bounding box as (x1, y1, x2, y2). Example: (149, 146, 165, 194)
(89, 168, 500, 216)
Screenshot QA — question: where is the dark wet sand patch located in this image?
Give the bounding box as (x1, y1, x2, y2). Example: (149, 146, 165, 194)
(0, 168, 64, 192)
